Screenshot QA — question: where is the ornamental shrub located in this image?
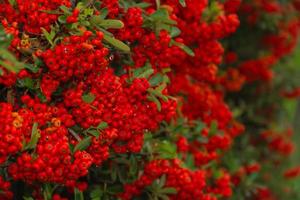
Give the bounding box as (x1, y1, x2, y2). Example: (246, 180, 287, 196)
(0, 0, 300, 199)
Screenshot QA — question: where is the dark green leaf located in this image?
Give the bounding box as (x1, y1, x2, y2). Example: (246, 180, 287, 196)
(23, 197, 34, 200)
(90, 188, 103, 200)
(20, 78, 36, 89)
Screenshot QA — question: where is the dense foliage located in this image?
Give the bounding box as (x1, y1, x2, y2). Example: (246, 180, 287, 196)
(0, 0, 300, 199)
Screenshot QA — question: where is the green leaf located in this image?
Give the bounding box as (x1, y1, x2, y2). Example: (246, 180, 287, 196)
(136, 68, 154, 79)
(91, 17, 124, 29)
(97, 122, 108, 130)
(25, 64, 39, 73)
(59, 5, 72, 15)
(99, 8, 109, 19)
(73, 136, 92, 152)
(40, 9, 62, 14)
(156, 141, 177, 159)
(0, 28, 13, 48)
(209, 121, 218, 136)
(87, 129, 100, 137)
(24, 123, 40, 150)
(155, 0, 160, 8)
(194, 120, 205, 133)
(149, 73, 164, 86)
(41, 27, 56, 46)
(159, 187, 177, 194)
(135, 2, 151, 8)
(0, 49, 24, 73)
(74, 188, 84, 200)
(170, 27, 181, 38)
(19, 78, 36, 89)
(103, 34, 130, 52)
(23, 197, 34, 200)
(158, 175, 166, 188)
(82, 93, 96, 104)
(147, 94, 161, 111)
(148, 83, 169, 102)
(171, 40, 195, 56)
(157, 194, 170, 200)
(150, 9, 177, 25)
(179, 0, 186, 7)
(36, 90, 47, 102)
(90, 188, 103, 200)
(8, 0, 16, 6)
(58, 15, 67, 23)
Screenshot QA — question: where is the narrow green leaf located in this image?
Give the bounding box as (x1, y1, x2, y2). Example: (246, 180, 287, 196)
(23, 197, 34, 200)
(25, 64, 39, 73)
(158, 175, 166, 188)
(58, 15, 67, 23)
(135, 2, 151, 8)
(73, 136, 92, 152)
(8, 0, 16, 6)
(87, 129, 100, 137)
(91, 17, 124, 29)
(179, 0, 186, 7)
(24, 123, 40, 150)
(74, 188, 84, 200)
(136, 68, 154, 79)
(97, 122, 108, 130)
(40, 9, 62, 14)
(147, 94, 161, 111)
(170, 27, 181, 38)
(59, 5, 72, 15)
(99, 8, 109, 19)
(41, 28, 55, 46)
(103, 34, 130, 52)
(209, 121, 218, 136)
(160, 187, 177, 194)
(171, 41, 195, 56)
